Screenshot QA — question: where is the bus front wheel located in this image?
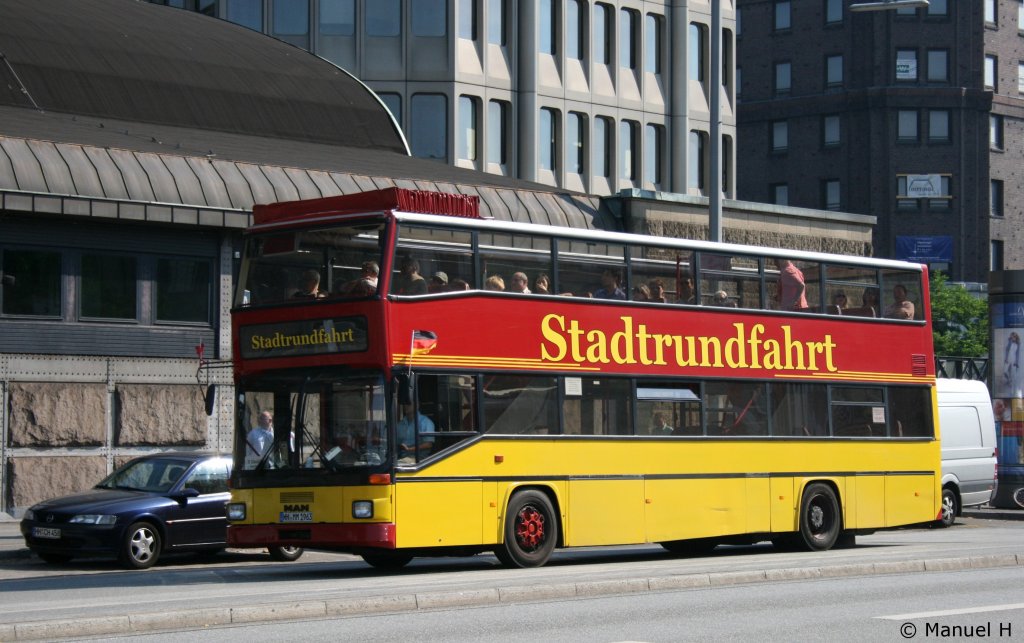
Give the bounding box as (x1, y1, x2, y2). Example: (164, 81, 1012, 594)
(361, 552, 414, 570)
(495, 490, 558, 568)
(797, 483, 841, 551)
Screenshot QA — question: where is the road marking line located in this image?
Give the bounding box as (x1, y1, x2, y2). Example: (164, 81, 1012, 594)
(876, 603, 1024, 620)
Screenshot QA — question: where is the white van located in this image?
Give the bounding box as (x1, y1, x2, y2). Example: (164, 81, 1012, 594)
(936, 379, 998, 527)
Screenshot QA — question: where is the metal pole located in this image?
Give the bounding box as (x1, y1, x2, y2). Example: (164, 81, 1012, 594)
(709, 0, 722, 242)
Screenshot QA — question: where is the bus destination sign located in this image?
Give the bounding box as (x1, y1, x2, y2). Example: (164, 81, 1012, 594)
(240, 316, 368, 359)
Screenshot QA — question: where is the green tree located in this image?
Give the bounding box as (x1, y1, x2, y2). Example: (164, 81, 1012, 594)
(930, 272, 988, 357)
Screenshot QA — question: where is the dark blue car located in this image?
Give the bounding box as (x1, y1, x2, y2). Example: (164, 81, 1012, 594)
(20, 453, 302, 569)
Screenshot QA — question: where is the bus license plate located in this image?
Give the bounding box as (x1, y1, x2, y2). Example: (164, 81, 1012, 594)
(279, 511, 312, 523)
(32, 527, 61, 539)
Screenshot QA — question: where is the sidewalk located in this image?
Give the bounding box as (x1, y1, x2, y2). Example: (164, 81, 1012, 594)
(0, 506, 1020, 563)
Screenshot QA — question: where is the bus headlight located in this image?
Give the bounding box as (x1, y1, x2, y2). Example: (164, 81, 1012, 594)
(352, 500, 373, 519)
(227, 503, 247, 520)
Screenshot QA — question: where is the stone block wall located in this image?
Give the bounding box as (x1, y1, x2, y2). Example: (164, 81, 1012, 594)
(116, 384, 207, 446)
(8, 383, 107, 446)
(10, 456, 107, 510)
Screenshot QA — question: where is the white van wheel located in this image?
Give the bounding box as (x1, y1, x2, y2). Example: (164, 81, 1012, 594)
(939, 487, 958, 528)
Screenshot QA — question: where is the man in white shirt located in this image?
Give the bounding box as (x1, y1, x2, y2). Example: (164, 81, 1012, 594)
(245, 411, 275, 469)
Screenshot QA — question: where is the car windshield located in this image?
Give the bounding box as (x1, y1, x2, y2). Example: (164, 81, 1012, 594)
(236, 374, 388, 473)
(95, 458, 194, 493)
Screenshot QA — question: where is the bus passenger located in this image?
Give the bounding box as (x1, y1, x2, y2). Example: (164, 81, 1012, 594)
(723, 384, 767, 436)
(394, 257, 428, 295)
(293, 269, 323, 298)
(633, 284, 651, 301)
(774, 259, 807, 310)
(862, 289, 879, 316)
(832, 291, 848, 311)
(449, 278, 470, 291)
(650, 412, 673, 435)
(342, 261, 378, 296)
(485, 275, 505, 291)
(884, 284, 915, 320)
(397, 403, 435, 460)
(593, 269, 626, 300)
(534, 274, 551, 295)
(245, 411, 274, 468)
(648, 279, 667, 303)
(429, 271, 448, 293)
(509, 272, 531, 294)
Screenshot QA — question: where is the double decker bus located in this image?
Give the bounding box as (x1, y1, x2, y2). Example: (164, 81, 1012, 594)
(226, 188, 941, 568)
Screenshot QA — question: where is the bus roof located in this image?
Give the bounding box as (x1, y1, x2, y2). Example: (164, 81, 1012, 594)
(252, 188, 482, 226)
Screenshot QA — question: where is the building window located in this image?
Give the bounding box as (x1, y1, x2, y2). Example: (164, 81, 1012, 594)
(540, 0, 557, 55)
(566, 0, 583, 60)
(272, 0, 310, 49)
(688, 130, 706, 191)
(156, 258, 211, 324)
(991, 240, 1004, 272)
(620, 120, 638, 180)
(1019, 62, 1024, 93)
(771, 120, 788, 152)
(823, 180, 840, 211)
(896, 4, 917, 16)
(620, 8, 639, 70)
(929, 176, 951, 211)
(991, 114, 1004, 149)
(410, 94, 447, 161)
(539, 107, 558, 172)
(594, 3, 612, 65)
(367, 0, 401, 36)
(823, 115, 840, 147)
(772, 183, 789, 206)
(826, 54, 843, 87)
(991, 180, 1004, 217)
(927, 0, 948, 16)
(378, 93, 401, 126)
(774, 61, 791, 94)
(488, 0, 506, 45)
(412, 0, 447, 36)
(985, 0, 996, 25)
(645, 14, 662, 75)
(594, 116, 612, 178)
(927, 50, 948, 82)
(458, 95, 479, 162)
(487, 100, 508, 166)
(319, 0, 355, 36)
(722, 134, 732, 194)
(567, 112, 586, 175)
(226, 0, 262, 30)
(1020, 0, 1024, 31)
(985, 55, 998, 90)
(689, 23, 706, 83)
(896, 176, 919, 211)
(458, 0, 477, 40)
(81, 254, 137, 320)
(825, 0, 842, 24)
(1, 249, 61, 317)
(928, 110, 950, 142)
(897, 110, 918, 141)
(736, 67, 742, 98)
(774, 1, 791, 31)
(644, 124, 663, 186)
(896, 49, 918, 81)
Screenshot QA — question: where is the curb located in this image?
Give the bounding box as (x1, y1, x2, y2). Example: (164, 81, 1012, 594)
(1, 553, 1021, 641)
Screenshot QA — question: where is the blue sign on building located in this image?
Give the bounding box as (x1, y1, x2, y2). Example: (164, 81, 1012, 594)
(895, 235, 953, 263)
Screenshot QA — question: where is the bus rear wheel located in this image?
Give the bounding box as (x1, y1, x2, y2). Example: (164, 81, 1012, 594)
(797, 483, 841, 551)
(495, 490, 558, 568)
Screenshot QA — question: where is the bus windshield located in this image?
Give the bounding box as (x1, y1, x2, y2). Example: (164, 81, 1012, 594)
(236, 221, 385, 306)
(236, 374, 388, 473)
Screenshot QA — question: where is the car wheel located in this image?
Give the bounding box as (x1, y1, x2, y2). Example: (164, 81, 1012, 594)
(268, 545, 304, 562)
(120, 522, 162, 569)
(37, 552, 73, 564)
(939, 487, 958, 528)
(1013, 487, 1024, 509)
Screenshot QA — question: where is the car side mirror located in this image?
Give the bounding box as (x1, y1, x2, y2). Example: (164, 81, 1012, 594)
(171, 488, 201, 500)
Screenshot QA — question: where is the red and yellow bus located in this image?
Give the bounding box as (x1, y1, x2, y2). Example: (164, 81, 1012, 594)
(226, 188, 941, 568)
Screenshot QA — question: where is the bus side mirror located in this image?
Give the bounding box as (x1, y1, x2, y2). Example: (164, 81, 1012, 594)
(205, 384, 217, 416)
(397, 374, 415, 405)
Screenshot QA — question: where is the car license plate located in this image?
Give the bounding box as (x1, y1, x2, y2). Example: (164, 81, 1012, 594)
(32, 527, 61, 539)
(279, 511, 312, 523)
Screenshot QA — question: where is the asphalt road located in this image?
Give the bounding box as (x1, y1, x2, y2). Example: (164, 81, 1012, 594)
(0, 516, 1021, 640)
